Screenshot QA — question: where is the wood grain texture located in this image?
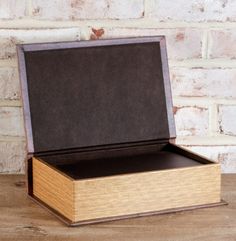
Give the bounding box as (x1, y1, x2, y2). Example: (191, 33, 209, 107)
(0, 174, 235, 241)
(32, 158, 74, 221)
(74, 164, 221, 221)
(32, 157, 221, 223)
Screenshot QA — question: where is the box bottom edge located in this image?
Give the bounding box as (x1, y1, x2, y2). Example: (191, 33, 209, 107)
(28, 194, 227, 227)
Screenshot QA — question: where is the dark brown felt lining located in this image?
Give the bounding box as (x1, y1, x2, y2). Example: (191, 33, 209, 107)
(18, 37, 175, 155)
(39, 143, 215, 180)
(52, 152, 202, 180)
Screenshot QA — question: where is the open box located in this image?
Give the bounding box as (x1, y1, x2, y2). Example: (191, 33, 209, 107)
(17, 36, 224, 226)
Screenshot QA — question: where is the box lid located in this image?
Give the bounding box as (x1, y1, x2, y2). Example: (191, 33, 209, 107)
(17, 36, 176, 155)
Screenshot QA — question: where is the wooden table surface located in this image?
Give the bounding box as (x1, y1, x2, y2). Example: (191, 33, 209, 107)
(0, 174, 236, 241)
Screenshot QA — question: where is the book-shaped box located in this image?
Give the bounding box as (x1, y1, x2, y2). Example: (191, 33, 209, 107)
(17, 37, 224, 226)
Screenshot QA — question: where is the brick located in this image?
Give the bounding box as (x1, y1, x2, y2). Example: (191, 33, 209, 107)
(174, 106, 209, 136)
(147, 0, 236, 22)
(0, 107, 25, 137)
(99, 28, 203, 60)
(0, 67, 20, 100)
(219, 152, 236, 173)
(188, 146, 236, 173)
(170, 67, 236, 98)
(32, 0, 143, 20)
(0, 28, 80, 60)
(0, 140, 26, 173)
(0, 0, 26, 19)
(219, 105, 236, 136)
(209, 30, 236, 59)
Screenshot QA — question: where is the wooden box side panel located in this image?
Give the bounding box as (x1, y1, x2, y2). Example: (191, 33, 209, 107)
(32, 158, 75, 221)
(74, 164, 221, 222)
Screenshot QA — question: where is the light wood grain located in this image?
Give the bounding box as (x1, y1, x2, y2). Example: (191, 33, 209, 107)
(32, 157, 221, 223)
(74, 164, 221, 221)
(0, 174, 235, 241)
(33, 157, 74, 221)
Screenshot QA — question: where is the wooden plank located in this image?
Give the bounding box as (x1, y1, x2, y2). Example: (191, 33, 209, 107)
(0, 174, 235, 241)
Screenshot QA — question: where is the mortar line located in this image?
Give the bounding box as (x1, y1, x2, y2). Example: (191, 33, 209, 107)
(79, 26, 91, 40)
(0, 19, 236, 29)
(0, 100, 21, 107)
(26, 0, 33, 17)
(176, 135, 236, 146)
(143, 0, 155, 18)
(0, 136, 26, 142)
(173, 97, 236, 105)
(169, 59, 236, 68)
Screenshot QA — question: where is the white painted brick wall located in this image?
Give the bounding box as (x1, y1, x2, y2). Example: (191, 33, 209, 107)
(0, 0, 26, 19)
(0, 67, 20, 100)
(0, 107, 24, 137)
(219, 105, 236, 136)
(174, 106, 209, 136)
(170, 67, 236, 98)
(147, 0, 236, 22)
(0, 140, 26, 173)
(208, 29, 236, 59)
(0, 29, 80, 59)
(31, 0, 144, 20)
(96, 28, 204, 60)
(0, 0, 235, 173)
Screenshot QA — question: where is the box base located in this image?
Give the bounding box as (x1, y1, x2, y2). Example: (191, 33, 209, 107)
(29, 194, 227, 226)
(29, 143, 223, 225)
